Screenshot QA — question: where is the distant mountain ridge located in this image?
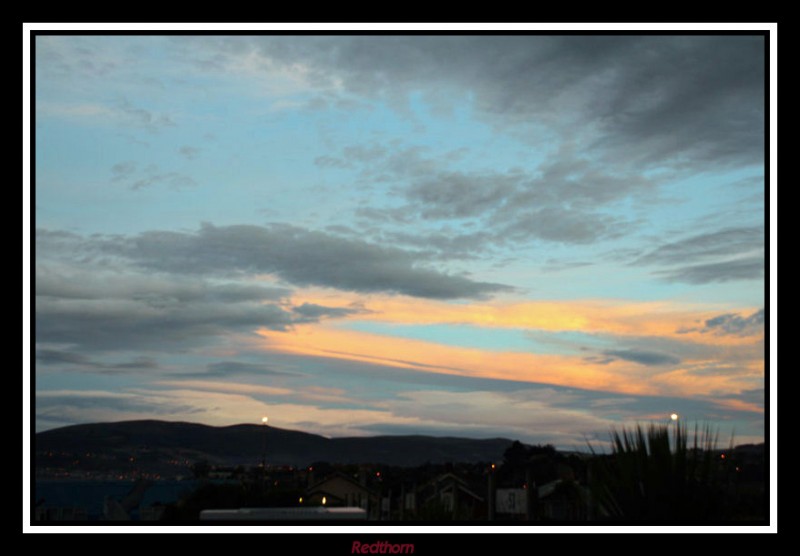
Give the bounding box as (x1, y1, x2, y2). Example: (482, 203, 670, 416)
(35, 420, 517, 469)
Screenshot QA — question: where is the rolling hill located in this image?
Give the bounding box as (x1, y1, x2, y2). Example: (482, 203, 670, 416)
(35, 420, 516, 472)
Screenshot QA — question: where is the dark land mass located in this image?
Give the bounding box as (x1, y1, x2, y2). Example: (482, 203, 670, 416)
(36, 419, 518, 477)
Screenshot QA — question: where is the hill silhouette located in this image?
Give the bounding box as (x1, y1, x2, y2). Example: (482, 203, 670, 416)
(36, 420, 516, 470)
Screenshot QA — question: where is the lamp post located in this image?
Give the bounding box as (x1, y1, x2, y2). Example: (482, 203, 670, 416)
(261, 416, 269, 473)
(670, 413, 679, 451)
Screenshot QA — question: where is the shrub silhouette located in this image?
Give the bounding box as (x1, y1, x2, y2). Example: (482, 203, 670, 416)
(590, 423, 732, 521)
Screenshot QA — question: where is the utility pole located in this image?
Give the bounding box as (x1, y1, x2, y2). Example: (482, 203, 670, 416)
(260, 416, 269, 483)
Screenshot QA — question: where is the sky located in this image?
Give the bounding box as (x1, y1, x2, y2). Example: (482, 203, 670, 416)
(31, 33, 768, 450)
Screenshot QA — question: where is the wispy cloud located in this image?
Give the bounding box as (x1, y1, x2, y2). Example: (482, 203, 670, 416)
(254, 323, 759, 399)
(36, 349, 158, 373)
(37, 99, 177, 134)
(109, 161, 197, 191)
(601, 349, 681, 367)
(190, 361, 296, 378)
(635, 227, 764, 284)
(179, 145, 200, 159)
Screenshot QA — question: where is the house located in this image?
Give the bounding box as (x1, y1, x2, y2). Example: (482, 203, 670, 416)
(305, 472, 378, 517)
(414, 472, 485, 520)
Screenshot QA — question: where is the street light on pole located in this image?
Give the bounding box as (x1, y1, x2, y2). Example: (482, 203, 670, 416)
(261, 416, 269, 472)
(670, 413, 679, 451)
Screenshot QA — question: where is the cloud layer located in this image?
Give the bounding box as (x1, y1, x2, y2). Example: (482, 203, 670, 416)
(32, 34, 767, 447)
(184, 36, 764, 170)
(39, 224, 511, 300)
(636, 227, 765, 284)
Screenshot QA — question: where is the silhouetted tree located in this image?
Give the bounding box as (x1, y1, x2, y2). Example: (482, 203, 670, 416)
(503, 441, 528, 468)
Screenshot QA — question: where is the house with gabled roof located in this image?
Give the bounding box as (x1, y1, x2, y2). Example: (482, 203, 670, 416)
(305, 471, 378, 518)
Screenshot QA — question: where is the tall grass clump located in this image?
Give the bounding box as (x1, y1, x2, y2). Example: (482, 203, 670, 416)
(590, 422, 731, 521)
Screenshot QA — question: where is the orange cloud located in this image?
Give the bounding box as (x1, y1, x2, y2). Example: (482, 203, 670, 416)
(649, 368, 763, 408)
(711, 398, 764, 414)
(287, 291, 763, 347)
(253, 324, 759, 399)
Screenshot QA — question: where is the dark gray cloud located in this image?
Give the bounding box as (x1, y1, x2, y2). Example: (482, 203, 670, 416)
(602, 349, 681, 366)
(405, 171, 518, 220)
(573, 331, 762, 377)
(736, 388, 765, 408)
(36, 349, 159, 372)
(190, 35, 763, 171)
(541, 259, 593, 273)
(337, 142, 646, 247)
(35, 223, 511, 354)
(705, 308, 764, 335)
(681, 308, 765, 336)
(380, 229, 494, 261)
(35, 263, 289, 304)
(498, 207, 628, 245)
(292, 303, 364, 319)
(635, 226, 764, 284)
(245, 36, 763, 265)
(35, 293, 299, 352)
(36, 349, 94, 367)
(636, 227, 763, 266)
(202, 361, 295, 377)
(107, 223, 511, 299)
(37, 392, 204, 422)
(204, 284, 290, 303)
(110, 357, 160, 370)
(497, 146, 658, 212)
(653, 257, 764, 284)
(583, 355, 616, 366)
(35, 247, 302, 353)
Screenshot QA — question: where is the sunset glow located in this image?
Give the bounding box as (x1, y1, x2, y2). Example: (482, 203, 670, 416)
(31, 33, 767, 450)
